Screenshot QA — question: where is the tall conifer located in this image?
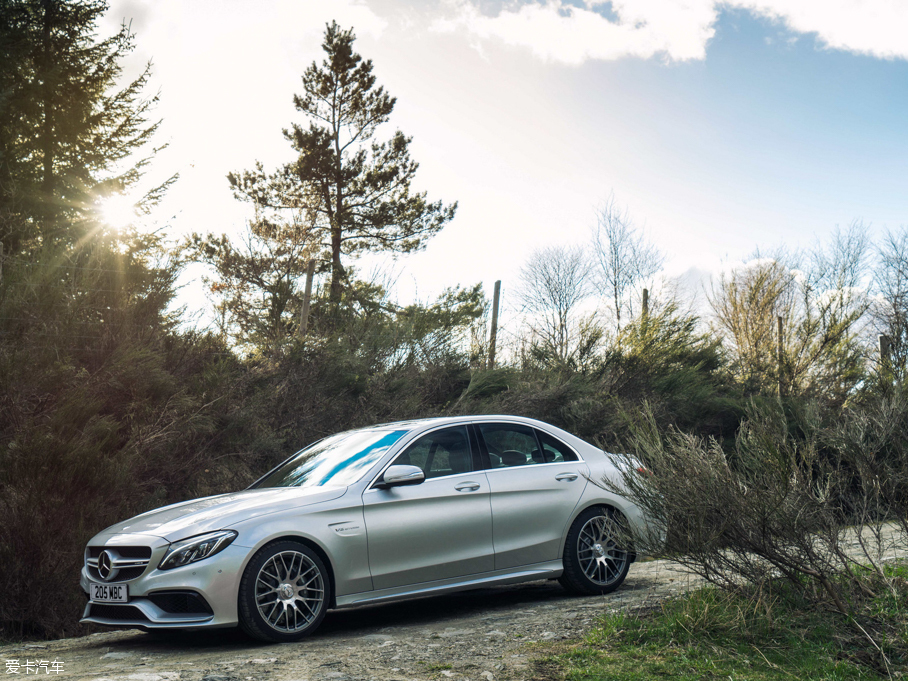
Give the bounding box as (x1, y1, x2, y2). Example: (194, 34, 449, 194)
(0, 0, 170, 254)
(228, 22, 456, 305)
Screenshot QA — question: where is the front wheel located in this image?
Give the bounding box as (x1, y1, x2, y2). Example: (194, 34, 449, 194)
(559, 506, 631, 595)
(238, 540, 331, 642)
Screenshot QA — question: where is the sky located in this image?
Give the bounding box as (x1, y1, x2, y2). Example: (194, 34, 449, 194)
(99, 0, 908, 324)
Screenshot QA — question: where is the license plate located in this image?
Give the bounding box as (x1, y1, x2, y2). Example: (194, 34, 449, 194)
(90, 583, 128, 603)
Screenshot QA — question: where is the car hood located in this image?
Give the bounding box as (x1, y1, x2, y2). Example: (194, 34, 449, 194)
(98, 486, 347, 541)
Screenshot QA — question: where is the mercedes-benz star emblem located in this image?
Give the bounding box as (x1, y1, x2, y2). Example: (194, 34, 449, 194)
(98, 550, 114, 581)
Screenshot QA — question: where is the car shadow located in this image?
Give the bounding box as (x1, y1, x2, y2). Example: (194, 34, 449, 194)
(319, 579, 571, 635)
(318, 572, 659, 637)
(105, 579, 579, 651)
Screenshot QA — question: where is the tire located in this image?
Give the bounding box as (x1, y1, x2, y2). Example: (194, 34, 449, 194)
(559, 506, 631, 595)
(238, 540, 331, 642)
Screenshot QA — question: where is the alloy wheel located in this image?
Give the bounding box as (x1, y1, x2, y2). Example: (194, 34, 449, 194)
(254, 550, 325, 633)
(577, 514, 628, 587)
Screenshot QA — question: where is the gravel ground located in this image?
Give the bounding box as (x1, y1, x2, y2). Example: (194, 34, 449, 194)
(3, 527, 903, 681)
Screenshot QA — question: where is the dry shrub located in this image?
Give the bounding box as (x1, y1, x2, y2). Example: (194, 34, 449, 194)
(603, 396, 908, 615)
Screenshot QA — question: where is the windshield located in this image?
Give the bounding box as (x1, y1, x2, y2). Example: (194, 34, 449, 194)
(251, 429, 409, 489)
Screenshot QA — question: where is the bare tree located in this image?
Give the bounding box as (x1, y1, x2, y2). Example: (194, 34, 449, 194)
(796, 224, 871, 396)
(709, 226, 870, 400)
(591, 194, 664, 329)
(517, 245, 597, 364)
(709, 251, 796, 390)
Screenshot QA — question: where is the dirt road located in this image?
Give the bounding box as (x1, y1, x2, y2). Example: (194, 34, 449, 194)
(0, 559, 700, 681)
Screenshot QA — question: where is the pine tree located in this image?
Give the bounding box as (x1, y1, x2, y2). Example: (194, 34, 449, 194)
(227, 21, 456, 305)
(0, 0, 171, 254)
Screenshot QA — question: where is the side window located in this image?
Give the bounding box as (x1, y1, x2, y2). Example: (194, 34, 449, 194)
(535, 429, 579, 463)
(477, 423, 543, 468)
(391, 426, 472, 479)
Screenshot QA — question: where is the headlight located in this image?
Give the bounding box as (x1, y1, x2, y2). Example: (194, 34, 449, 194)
(158, 530, 238, 570)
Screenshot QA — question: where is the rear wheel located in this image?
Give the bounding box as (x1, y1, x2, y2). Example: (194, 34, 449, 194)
(238, 540, 331, 642)
(559, 506, 631, 595)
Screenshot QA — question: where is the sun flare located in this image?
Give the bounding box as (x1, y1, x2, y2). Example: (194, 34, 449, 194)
(98, 194, 137, 229)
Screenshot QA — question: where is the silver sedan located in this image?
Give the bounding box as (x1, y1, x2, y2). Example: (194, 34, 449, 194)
(80, 415, 650, 642)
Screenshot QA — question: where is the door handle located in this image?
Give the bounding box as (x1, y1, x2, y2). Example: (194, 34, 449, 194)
(455, 482, 481, 492)
(555, 473, 579, 482)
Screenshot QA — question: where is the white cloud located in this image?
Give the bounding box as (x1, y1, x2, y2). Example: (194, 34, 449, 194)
(432, 0, 717, 64)
(738, 0, 908, 61)
(816, 285, 867, 306)
(739, 256, 779, 270)
(714, 256, 778, 278)
(789, 268, 806, 285)
(432, 0, 908, 64)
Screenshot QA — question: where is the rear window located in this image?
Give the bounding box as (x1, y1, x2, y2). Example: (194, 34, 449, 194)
(477, 423, 540, 468)
(535, 429, 579, 463)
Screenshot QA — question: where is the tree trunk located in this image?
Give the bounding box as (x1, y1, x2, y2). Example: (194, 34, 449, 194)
(40, 0, 56, 243)
(613, 285, 621, 330)
(330, 223, 343, 303)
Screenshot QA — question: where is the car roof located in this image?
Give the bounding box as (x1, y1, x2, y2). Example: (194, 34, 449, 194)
(366, 414, 551, 430)
(365, 415, 598, 449)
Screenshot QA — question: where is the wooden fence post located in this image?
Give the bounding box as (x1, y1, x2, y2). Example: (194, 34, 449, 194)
(488, 280, 501, 369)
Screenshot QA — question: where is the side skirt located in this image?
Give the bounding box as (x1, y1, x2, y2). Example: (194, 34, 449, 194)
(334, 560, 564, 609)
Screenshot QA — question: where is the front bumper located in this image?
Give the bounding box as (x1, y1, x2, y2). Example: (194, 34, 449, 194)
(80, 534, 248, 630)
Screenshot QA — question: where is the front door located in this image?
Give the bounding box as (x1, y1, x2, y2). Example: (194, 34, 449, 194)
(362, 425, 494, 590)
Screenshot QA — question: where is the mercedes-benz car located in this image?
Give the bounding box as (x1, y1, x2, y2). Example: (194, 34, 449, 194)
(80, 415, 650, 642)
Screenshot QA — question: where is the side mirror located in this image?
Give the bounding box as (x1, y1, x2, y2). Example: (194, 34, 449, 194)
(376, 465, 425, 489)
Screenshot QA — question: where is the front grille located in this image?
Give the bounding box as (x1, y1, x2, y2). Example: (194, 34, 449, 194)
(88, 604, 148, 621)
(86, 546, 152, 582)
(148, 591, 213, 615)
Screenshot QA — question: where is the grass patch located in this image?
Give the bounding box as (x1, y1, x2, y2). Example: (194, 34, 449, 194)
(537, 573, 908, 680)
(425, 663, 453, 671)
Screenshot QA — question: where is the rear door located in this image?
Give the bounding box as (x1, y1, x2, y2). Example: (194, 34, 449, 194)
(475, 422, 589, 570)
(362, 425, 494, 590)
